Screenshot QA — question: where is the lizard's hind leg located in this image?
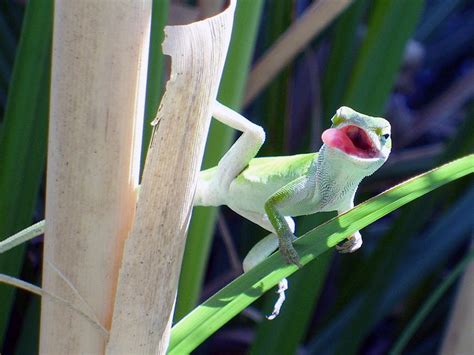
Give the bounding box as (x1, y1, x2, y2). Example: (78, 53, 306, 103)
(212, 102, 265, 194)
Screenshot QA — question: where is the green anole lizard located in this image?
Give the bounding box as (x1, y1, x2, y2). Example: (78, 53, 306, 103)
(194, 103, 391, 318)
(0, 103, 391, 319)
(196, 103, 391, 266)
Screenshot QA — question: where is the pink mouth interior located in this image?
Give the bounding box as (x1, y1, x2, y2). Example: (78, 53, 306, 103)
(322, 125, 378, 158)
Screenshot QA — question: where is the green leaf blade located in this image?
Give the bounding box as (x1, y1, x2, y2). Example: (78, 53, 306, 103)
(0, 0, 52, 342)
(169, 155, 473, 354)
(344, 0, 425, 114)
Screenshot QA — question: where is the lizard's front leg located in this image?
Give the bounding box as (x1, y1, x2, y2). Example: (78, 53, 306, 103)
(265, 202, 300, 267)
(264, 176, 308, 267)
(236, 211, 295, 320)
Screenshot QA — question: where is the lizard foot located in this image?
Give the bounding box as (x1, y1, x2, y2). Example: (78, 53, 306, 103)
(279, 236, 302, 268)
(336, 232, 362, 253)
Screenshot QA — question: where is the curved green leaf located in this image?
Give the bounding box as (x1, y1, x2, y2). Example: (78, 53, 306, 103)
(0, 0, 52, 341)
(169, 154, 473, 354)
(344, 0, 424, 115)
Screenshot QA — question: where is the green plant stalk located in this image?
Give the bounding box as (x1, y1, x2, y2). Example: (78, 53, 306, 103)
(0, 0, 52, 342)
(169, 155, 474, 354)
(344, 0, 425, 115)
(322, 0, 368, 122)
(259, 0, 292, 155)
(389, 251, 474, 355)
(140, 0, 168, 174)
(174, 0, 264, 321)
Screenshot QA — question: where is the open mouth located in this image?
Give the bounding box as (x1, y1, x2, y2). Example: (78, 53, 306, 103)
(322, 125, 379, 159)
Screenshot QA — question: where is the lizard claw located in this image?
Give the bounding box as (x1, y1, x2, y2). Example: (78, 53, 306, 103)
(336, 232, 362, 253)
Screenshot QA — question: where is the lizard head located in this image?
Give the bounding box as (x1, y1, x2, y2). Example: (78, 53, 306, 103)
(321, 106, 391, 174)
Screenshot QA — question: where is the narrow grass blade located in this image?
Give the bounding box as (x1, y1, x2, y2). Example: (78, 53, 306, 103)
(322, 0, 368, 121)
(0, 0, 52, 341)
(344, 0, 425, 114)
(0, 220, 44, 254)
(258, 0, 292, 155)
(169, 155, 474, 354)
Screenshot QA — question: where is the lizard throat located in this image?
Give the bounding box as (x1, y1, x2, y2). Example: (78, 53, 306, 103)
(321, 125, 379, 159)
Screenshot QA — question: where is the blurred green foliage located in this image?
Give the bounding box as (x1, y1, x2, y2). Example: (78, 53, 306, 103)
(0, 0, 52, 350)
(1, 0, 473, 354)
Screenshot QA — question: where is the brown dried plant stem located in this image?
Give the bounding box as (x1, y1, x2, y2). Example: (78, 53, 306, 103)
(40, 1, 151, 354)
(106, 1, 236, 353)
